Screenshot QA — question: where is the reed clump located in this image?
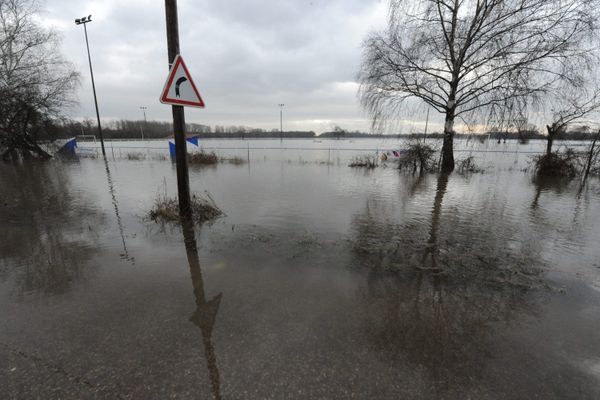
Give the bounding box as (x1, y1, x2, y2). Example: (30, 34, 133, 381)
(188, 150, 219, 165)
(349, 155, 378, 168)
(149, 191, 223, 224)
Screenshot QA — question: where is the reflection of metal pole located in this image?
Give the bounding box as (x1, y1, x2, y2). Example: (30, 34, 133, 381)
(165, 0, 191, 215)
(180, 212, 222, 400)
(103, 158, 134, 264)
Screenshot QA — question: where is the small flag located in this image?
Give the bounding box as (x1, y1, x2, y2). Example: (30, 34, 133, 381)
(186, 136, 199, 146)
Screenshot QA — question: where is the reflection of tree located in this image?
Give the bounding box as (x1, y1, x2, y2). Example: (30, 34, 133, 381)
(0, 164, 103, 295)
(180, 210, 223, 400)
(531, 175, 570, 210)
(351, 172, 544, 393)
(421, 172, 449, 271)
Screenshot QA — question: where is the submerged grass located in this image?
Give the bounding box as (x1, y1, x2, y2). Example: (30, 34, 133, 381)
(149, 189, 224, 224)
(126, 152, 146, 161)
(457, 156, 484, 174)
(220, 156, 246, 165)
(188, 150, 219, 165)
(349, 155, 378, 168)
(188, 151, 247, 166)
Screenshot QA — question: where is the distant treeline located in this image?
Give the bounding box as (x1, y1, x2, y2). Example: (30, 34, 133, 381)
(44, 119, 315, 140)
(41, 118, 598, 141)
(320, 128, 599, 141)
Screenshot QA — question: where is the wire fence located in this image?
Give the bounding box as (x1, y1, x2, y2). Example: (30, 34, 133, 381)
(76, 143, 588, 156)
(70, 138, 599, 174)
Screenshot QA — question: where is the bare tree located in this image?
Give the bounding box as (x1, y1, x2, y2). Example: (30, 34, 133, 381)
(582, 129, 600, 184)
(359, 0, 599, 172)
(0, 0, 79, 161)
(543, 83, 600, 155)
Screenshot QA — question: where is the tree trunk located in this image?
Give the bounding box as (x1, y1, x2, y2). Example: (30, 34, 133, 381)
(583, 129, 600, 183)
(546, 125, 555, 156)
(441, 108, 455, 172)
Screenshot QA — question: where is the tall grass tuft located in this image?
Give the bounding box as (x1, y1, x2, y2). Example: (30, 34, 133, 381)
(149, 186, 224, 224)
(188, 150, 219, 165)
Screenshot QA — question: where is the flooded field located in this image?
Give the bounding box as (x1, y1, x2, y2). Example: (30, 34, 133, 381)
(2, 139, 600, 399)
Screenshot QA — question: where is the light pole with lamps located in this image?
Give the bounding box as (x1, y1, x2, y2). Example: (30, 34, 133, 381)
(140, 106, 148, 140)
(278, 103, 284, 142)
(75, 15, 106, 157)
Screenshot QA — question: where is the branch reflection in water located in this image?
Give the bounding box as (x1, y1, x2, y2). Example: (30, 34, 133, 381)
(180, 207, 223, 400)
(351, 172, 548, 394)
(0, 163, 102, 296)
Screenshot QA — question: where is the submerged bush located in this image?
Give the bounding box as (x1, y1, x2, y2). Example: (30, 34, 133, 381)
(533, 150, 579, 178)
(349, 155, 378, 168)
(457, 156, 483, 174)
(398, 142, 438, 173)
(188, 150, 219, 165)
(517, 134, 529, 145)
(149, 191, 223, 224)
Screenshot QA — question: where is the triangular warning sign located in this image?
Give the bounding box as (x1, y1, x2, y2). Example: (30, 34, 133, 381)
(160, 55, 205, 108)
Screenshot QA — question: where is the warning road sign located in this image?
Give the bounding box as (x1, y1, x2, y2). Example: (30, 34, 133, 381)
(160, 55, 205, 108)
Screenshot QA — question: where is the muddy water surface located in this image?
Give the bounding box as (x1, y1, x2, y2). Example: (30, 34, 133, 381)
(1, 151, 600, 399)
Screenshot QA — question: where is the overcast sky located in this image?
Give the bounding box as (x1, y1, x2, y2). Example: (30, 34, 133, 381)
(37, 0, 434, 134)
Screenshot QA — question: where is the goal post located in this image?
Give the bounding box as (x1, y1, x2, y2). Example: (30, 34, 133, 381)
(76, 135, 97, 142)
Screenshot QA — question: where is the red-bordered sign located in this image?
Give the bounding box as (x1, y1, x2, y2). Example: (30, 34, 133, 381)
(159, 55, 205, 108)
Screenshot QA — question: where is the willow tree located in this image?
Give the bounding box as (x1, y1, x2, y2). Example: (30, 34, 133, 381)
(359, 0, 599, 172)
(544, 82, 600, 156)
(0, 0, 79, 161)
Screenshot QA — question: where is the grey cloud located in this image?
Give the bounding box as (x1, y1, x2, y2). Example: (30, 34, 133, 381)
(44, 0, 387, 132)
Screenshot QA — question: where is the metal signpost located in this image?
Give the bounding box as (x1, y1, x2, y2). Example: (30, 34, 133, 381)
(162, 0, 205, 215)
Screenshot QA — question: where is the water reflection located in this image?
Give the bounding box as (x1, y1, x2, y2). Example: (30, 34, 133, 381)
(531, 176, 571, 210)
(103, 159, 134, 264)
(352, 172, 545, 393)
(0, 164, 103, 296)
(180, 210, 223, 400)
(421, 172, 449, 271)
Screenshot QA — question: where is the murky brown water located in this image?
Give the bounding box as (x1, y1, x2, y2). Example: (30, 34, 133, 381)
(2, 145, 600, 399)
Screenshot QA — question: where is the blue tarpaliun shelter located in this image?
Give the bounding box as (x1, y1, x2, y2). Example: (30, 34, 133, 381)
(57, 138, 77, 156)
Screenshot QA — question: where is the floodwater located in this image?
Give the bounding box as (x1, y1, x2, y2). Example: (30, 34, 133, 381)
(1, 139, 600, 399)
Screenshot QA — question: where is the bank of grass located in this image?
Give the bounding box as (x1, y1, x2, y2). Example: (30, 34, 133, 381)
(126, 152, 146, 161)
(349, 155, 378, 168)
(188, 150, 219, 165)
(149, 190, 223, 224)
(220, 156, 246, 165)
(187, 151, 247, 165)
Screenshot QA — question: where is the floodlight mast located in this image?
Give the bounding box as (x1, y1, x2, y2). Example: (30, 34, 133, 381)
(75, 14, 106, 157)
(278, 103, 284, 142)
